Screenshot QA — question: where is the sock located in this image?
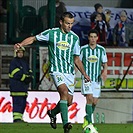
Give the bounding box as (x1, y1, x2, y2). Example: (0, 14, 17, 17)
(92, 105, 96, 113)
(85, 104, 92, 123)
(91, 113, 94, 124)
(60, 100, 68, 126)
(51, 102, 60, 116)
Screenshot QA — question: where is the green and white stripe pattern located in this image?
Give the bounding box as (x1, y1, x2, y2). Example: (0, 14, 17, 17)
(36, 28, 80, 74)
(80, 44, 107, 82)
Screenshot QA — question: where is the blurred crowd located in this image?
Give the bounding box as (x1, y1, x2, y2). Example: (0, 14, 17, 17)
(0, 0, 133, 47)
(89, 3, 133, 47)
(72, 3, 133, 47)
(54, 1, 133, 47)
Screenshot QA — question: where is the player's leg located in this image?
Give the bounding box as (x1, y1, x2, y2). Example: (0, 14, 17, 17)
(91, 82, 101, 132)
(47, 100, 60, 129)
(92, 82, 101, 114)
(48, 101, 60, 116)
(48, 84, 71, 122)
(83, 96, 99, 132)
(82, 82, 100, 132)
(81, 80, 93, 128)
(84, 94, 93, 124)
(47, 72, 66, 129)
(58, 83, 69, 126)
(91, 98, 98, 124)
(62, 94, 73, 133)
(47, 72, 73, 131)
(92, 98, 99, 113)
(57, 83, 73, 133)
(47, 75, 61, 116)
(62, 73, 74, 133)
(57, 85, 73, 133)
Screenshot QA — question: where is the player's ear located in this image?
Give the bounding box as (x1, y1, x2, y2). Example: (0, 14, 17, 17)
(96, 36, 99, 41)
(59, 20, 63, 25)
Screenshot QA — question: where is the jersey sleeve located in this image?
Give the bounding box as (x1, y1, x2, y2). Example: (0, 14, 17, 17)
(73, 39, 80, 56)
(36, 29, 50, 41)
(79, 46, 83, 60)
(102, 48, 108, 63)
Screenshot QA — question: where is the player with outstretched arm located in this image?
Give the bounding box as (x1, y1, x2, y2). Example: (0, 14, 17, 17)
(14, 12, 90, 133)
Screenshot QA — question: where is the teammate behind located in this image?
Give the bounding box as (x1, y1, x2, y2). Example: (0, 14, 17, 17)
(80, 29, 108, 130)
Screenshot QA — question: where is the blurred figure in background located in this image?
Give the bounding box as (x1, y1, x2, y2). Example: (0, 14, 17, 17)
(0, 0, 7, 14)
(104, 9, 113, 46)
(104, 9, 111, 28)
(113, 10, 133, 47)
(38, 0, 67, 30)
(90, 3, 106, 26)
(55, 0, 67, 27)
(91, 13, 108, 46)
(9, 47, 33, 123)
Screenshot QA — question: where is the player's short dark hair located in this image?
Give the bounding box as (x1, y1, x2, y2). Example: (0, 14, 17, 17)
(60, 12, 74, 21)
(88, 29, 99, 36)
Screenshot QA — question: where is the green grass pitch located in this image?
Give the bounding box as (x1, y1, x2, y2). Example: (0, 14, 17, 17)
(1, 123, 133, 133)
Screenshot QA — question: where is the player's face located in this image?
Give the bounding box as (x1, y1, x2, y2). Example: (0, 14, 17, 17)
(17, 50, 24, 58)
(60, 17, 74, 33)
(88, 33, 98, 45)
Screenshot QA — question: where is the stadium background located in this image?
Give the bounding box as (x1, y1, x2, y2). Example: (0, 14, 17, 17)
(0, 0, 133, 124)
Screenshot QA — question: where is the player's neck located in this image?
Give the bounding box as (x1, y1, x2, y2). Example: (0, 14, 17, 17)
(89, 44, 97, 49)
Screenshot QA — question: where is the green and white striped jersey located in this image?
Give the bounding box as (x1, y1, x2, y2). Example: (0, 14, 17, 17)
(80, 44, 107, 82)
(36, 28, 80, 74)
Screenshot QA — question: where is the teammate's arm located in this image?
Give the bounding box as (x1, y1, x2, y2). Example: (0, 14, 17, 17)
(101, 62, 108, 81)
(14, 36, 36, 50)
(74, 55, 90, 82)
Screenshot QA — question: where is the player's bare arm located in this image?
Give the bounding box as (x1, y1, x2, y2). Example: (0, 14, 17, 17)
(14, 36, 36, 50)
(101, 62, 108, 81)
(74, 56, 91, 82)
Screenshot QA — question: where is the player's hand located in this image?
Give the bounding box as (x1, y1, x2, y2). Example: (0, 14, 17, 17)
(14, 43, 21, 50)
(84, 74, 91, 82)
(101, 71, 107, 81)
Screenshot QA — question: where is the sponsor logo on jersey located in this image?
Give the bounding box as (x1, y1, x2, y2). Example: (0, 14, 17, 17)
(87, 55, 98, 63)
(57, 41, 70, 50)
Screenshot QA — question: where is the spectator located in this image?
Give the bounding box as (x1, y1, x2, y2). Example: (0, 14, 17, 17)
(91, 13, 108, 46)
(113, 10, 133, 47)
(104, 9, 111, 27)
(104, 9, 113, 46)
(55, 0, 67, 27)
(9, 47, 33, 123)
(90, 3, 106, 26)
